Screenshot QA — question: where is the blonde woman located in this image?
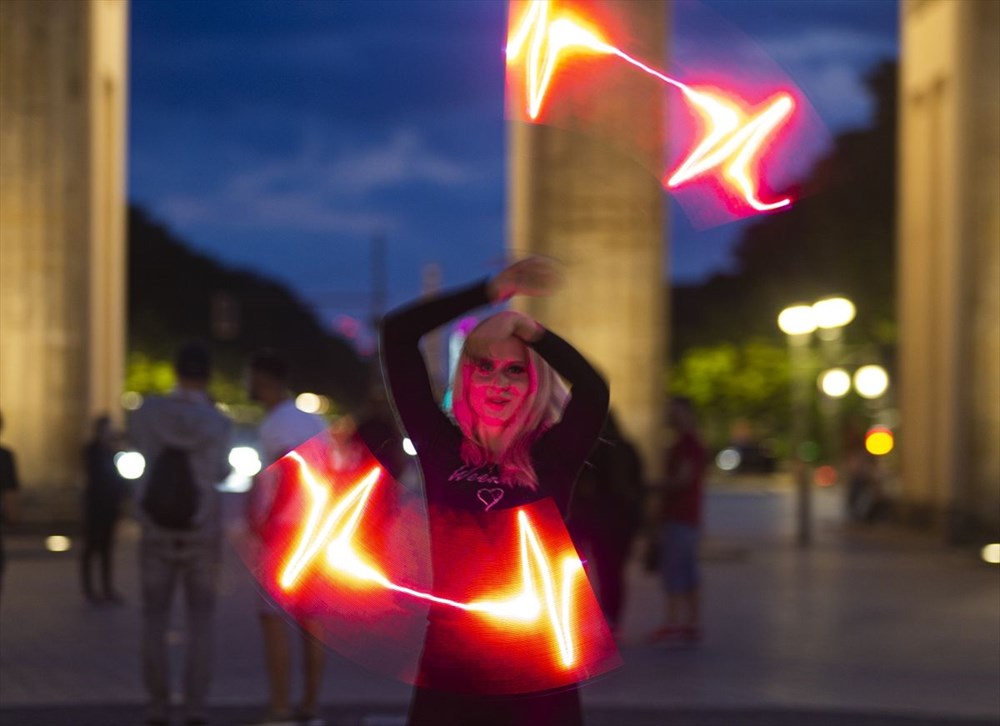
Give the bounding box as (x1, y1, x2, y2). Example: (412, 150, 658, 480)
(380, 256, 609, 726)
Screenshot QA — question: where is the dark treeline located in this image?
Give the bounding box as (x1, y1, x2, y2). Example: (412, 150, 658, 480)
(128, 205, 369, 411)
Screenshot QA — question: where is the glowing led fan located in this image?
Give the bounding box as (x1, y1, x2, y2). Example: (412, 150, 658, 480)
(236, 430, 620, 694)
(506, 0, 803, 221)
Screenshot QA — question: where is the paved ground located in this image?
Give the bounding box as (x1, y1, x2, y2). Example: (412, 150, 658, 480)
(1, 481, 997, 726)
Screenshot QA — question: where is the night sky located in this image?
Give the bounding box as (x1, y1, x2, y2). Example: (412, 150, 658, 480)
(129, 0, 898, 335)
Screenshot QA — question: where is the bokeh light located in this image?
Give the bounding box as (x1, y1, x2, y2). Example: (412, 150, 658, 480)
(819, 368, 851, 398)
(981, 544, 1000, 565)
(812, 296, 856, 329)
(229, 446, 262, 477)
(814, 465, 838, 487)
(854, 365, 889, 399)
(45, 535, 72, 553)
(114, 451, 146, 480)
(121, 391, 143, 411)
(865, 426, 894, 456)
(296, 393, 322, 414)
(798, 440, 821, 462)
(777, 304, 817, 336)
(715, 447, 741, 471)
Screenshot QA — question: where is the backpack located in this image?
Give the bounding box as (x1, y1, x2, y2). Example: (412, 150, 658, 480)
(141, 446, 200, 530)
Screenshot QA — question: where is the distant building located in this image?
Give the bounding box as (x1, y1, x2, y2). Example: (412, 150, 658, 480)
(897, 0, 1000, 539)
(0, 0, 128, 519)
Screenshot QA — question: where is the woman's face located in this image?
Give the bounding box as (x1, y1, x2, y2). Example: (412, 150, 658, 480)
(467, 337, 531, 428)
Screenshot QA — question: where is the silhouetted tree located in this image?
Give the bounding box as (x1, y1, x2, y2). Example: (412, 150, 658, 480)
(128, 205, 368, 411)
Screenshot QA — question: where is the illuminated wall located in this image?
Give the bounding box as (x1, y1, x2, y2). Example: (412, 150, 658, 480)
(508, 0, 668, 476)
(0, 0, 128, 517)
(898, 0, 1000, 537)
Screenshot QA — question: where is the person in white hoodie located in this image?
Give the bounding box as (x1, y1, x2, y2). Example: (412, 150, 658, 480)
(130, 342, 232, 726)
(244, 349, 328, 726)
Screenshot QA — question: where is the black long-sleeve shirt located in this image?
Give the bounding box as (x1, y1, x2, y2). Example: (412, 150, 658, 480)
(380, 280, 609, 516)
(381, 282, 613, 720)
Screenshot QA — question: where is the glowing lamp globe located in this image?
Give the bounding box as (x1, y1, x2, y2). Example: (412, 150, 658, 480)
(819, 368, 851, 398)
(812, 297, 856, 329)
(854, 365, 889, 399)
(777, 305, 817, 336)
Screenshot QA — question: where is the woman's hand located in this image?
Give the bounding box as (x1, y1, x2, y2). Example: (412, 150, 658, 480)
(478, 310, 544, 344)
(488, 256, 563, 303)
(512, 314, 543, 343)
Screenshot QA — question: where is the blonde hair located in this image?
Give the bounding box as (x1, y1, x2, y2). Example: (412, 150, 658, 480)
(451, 311, 569, 489)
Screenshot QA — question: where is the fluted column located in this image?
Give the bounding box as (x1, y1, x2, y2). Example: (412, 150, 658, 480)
(508, 0, 669, 477)
(0, 0, 128, 519)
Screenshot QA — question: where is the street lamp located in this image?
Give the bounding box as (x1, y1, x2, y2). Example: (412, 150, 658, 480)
(778, 295, 856, 546)
(812, 296, 855, 487)
(778, 303, 817, 547)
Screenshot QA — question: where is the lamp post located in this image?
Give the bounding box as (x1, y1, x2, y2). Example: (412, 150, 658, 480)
(778, 296, 856, 546)
(813, 297, 856, 470)
(778, 304, 817, 547)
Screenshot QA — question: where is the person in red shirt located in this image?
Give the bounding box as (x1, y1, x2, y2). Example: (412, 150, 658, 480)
(651, 397, 707, 643)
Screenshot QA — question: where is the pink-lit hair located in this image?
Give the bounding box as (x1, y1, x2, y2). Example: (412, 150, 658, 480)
(450, 311, 569, 489)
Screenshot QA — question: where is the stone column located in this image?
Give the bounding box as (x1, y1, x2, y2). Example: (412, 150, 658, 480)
(0, 0, 128, 520)
(508, 0, 668, 477)
(897, 0, 1000, 539)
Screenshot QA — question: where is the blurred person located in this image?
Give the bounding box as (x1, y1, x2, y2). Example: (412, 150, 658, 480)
(381, 256, 610, 726)
(650, 397, 708, 644)
(80, 414, 128, 604)
(244, 350, 328, 726)
(843, 415, 887, 523)
(130, 342, 232, 726)
(568, 410, 644, 636)
(0, 410, 21, 600)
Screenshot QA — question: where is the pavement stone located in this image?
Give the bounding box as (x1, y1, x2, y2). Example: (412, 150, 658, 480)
(0, 703, 995, 726)
(1, 483, 998, 726)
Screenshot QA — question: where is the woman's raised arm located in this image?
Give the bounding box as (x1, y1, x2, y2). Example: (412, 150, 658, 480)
(379, 281, 492, 450)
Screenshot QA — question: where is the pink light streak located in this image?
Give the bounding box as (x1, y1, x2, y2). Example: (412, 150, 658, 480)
(506, 0, 795, 212)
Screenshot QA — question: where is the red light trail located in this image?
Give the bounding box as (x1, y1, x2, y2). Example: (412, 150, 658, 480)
(506, 0, 795, 212)
(278, 450, 587, 668)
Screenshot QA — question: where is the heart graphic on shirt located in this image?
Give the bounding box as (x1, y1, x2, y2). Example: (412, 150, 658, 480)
(476, 488, 504, 511)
